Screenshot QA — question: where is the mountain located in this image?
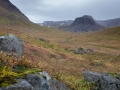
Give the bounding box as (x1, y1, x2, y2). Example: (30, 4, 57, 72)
(0, 0, 32, 27)
(40, 16, 120, 32)
(96, 18, 120, 28)
(38, 20, 73, 28)
(66, 15, 105, 32)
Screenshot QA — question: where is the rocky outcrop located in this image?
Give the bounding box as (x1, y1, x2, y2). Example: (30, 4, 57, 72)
(67, 15, 105, 32)
(0, 71, 68, 90)
(75, 47, 86, 54)
(0, 34, 24, 56)
(75, 47, 93, 55)
(83, 71, 120, 90)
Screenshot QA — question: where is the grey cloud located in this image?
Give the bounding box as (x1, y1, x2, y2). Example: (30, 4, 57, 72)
(9, 0, 120, 23)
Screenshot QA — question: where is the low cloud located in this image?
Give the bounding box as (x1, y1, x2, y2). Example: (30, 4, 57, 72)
(10, 0, 120, 23)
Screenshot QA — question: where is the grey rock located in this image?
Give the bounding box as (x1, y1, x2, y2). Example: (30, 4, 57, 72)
(0, 79, 34, 90)
(0, 72, 69, 90)
(86, 48, 94, 53)
(39, 71, 51, 81)
(75, 47, 86, 54)
(39, 38, 47, 43)
(83, 71, 120, 90)
(26, 74, 49, 90)
(0, 34, 24, 56)
(49, 79, 68, 90)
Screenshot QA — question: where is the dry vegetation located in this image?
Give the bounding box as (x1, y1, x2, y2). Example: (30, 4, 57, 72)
(0, 24, 120, 89)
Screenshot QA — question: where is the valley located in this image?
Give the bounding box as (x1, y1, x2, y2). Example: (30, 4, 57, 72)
(0, 0, 120, 90)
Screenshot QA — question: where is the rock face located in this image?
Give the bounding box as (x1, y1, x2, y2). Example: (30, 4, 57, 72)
(0, 34, 24, 56)
(83, 71, 120, 90)
(67, 15, 105, 32)
(0, 71, 68, 90)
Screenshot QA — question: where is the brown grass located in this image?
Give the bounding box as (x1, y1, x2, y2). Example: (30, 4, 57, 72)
(0, 24, 120, 89)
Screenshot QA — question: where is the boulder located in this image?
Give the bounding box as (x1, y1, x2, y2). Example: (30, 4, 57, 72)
(39, 38, 47, 43)
(49, 79, 68, 90)
(0, 71, 69, 90)
(0, 34, 24, 56)
(75, 47, 86, 54)
(26, 74, 49, 90)
(83, 71, 120, 90)
(86, 48, 94, 53)
(0, 79, 34, 90)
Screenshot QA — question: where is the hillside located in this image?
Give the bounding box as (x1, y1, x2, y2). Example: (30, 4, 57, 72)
(96, 18, 120, 28)
(0, 0, 30, 25)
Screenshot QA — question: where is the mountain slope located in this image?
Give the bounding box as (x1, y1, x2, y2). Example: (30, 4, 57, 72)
(0, 0, 29, 21)
(66, 15, 105, 32)
(96, 18, 120, 28)
(0, 0, 34, 27)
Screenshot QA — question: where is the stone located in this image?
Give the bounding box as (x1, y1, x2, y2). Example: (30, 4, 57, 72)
(75, 47, 86, 54)
(0, 79, 34, 90)
(0, 34, 24, 56)
(0, 72, 69, 90)
(49, 79, 68, 90)
(86, 48, 94, 53)
(39, 38, 47, 43)
(83, 71, 120, 90)
(26, 74, 49, 90)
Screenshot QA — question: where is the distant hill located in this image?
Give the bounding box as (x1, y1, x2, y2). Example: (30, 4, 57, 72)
(66, 15, 105, 32)
(38, 20, 73, 28)
(96, 18, 120, 28)
(40, 15, 120, 32)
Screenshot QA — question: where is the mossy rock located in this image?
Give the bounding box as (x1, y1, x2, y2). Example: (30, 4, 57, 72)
(0, 68, 42, 87)
(0, 75, 17, 87)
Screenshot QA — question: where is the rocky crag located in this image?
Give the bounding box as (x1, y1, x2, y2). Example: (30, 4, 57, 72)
(67, 15, 105, 32)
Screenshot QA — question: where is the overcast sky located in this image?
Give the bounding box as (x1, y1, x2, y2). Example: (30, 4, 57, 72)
(9, 0, 120, 23)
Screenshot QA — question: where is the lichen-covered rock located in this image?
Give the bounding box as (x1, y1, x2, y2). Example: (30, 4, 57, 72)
(0, 34, 24, 56)
(49, 79, 68, 90)
(26, 74, 49, 90)
(0, 71, 68, 90)
(86, 48, 94, 53)
(83, 71, 120, 90)
(75, 47, 86, 54)
(26, 72, 69, 90)
(0, 79, 34, 90)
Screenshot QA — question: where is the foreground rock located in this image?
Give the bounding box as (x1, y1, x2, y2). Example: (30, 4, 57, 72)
(0, 71, 68, 90)
(0, 34, 24, 56)
(83, 71, 120, 90)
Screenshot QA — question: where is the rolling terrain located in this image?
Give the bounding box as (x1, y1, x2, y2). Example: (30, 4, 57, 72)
(0, 0, 120, 89)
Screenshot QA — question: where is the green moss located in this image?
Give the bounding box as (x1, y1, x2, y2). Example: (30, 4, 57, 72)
(0, 67, 42, 87)
(0, 75, 17, 87)
(18, 68, 42, 78)
(109, 72, 119, 78)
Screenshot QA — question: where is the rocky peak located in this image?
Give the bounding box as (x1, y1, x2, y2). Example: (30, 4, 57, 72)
(72, 15, 96, 25)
